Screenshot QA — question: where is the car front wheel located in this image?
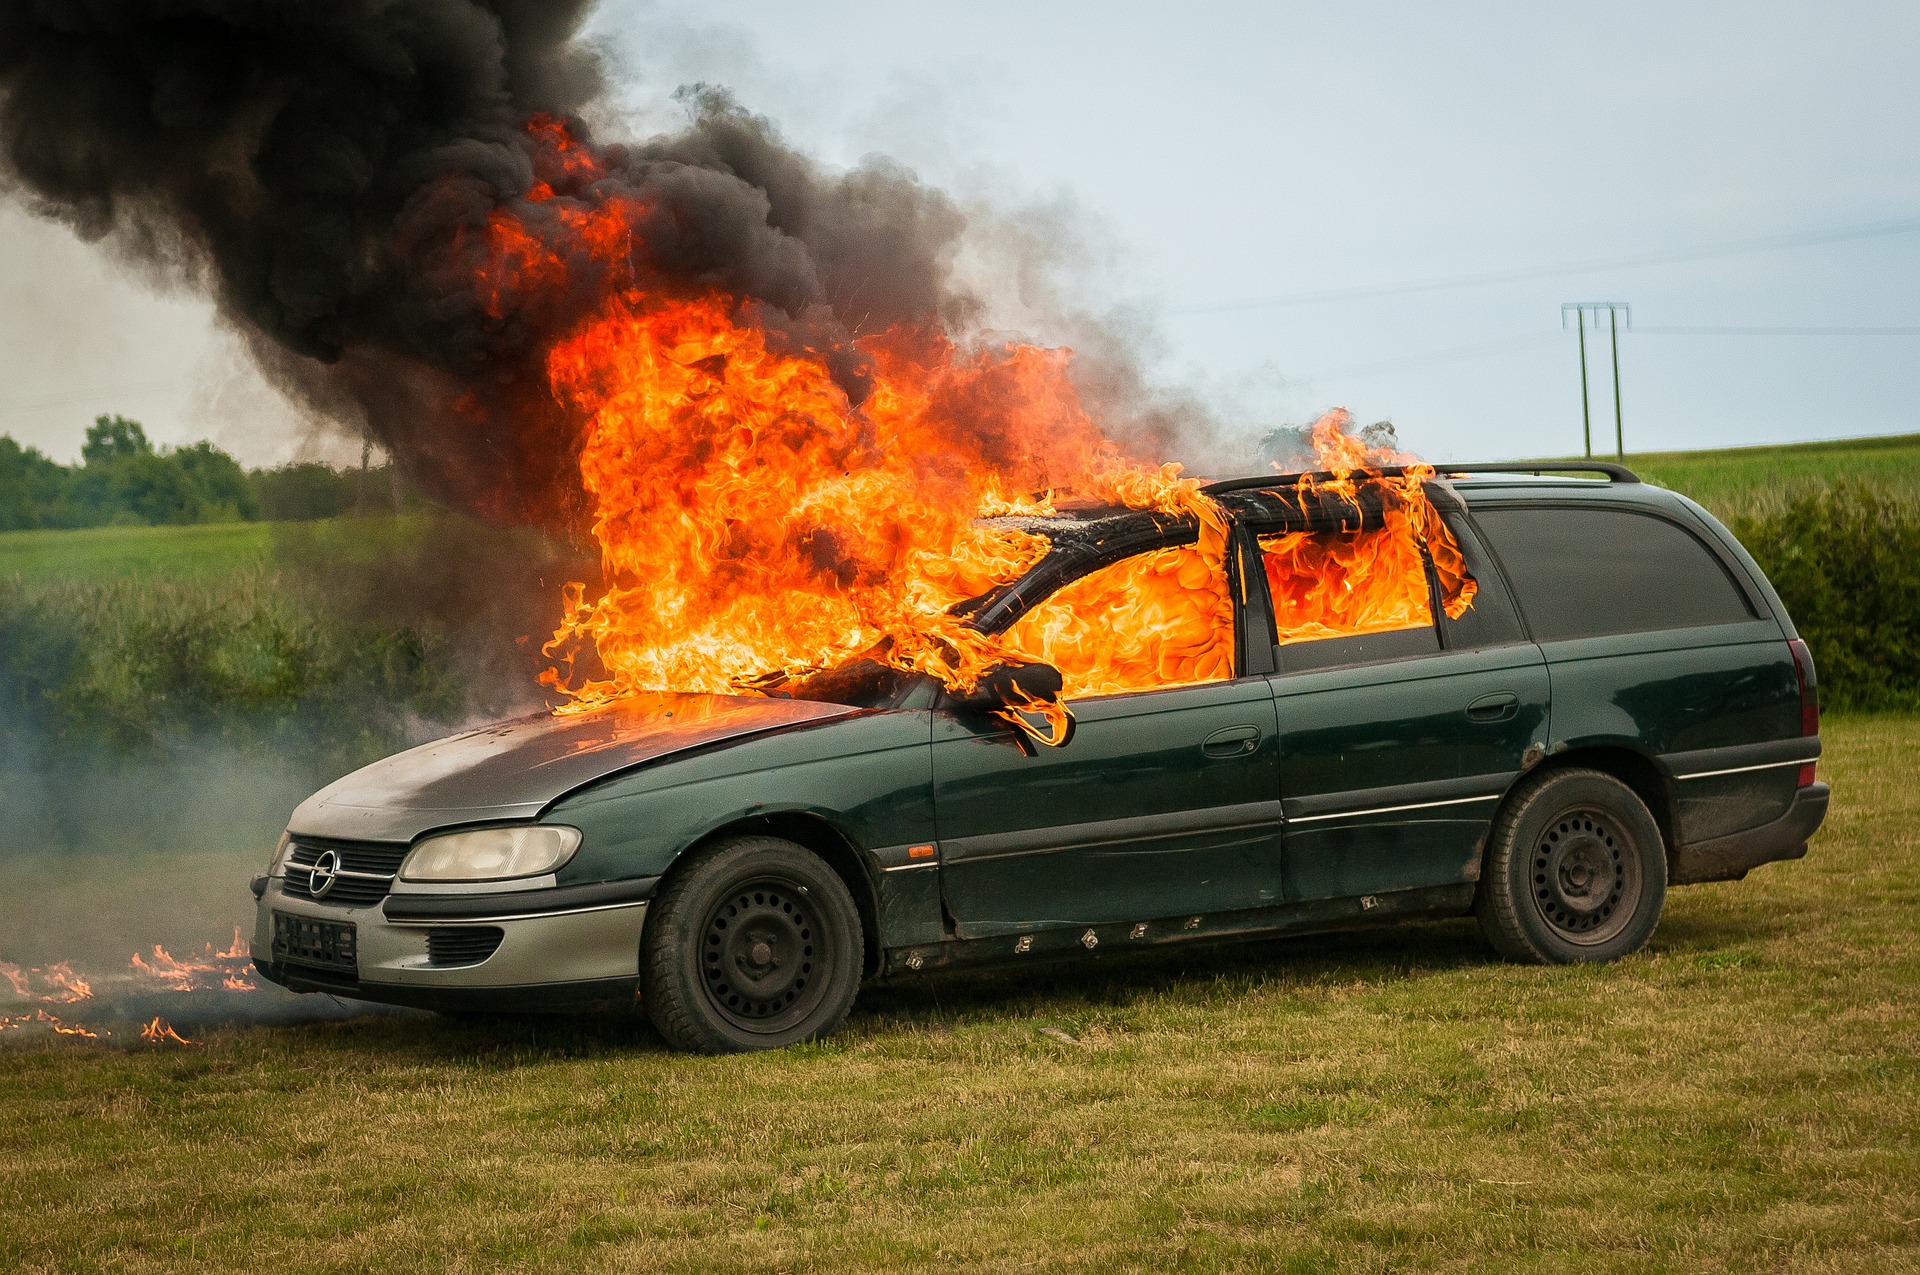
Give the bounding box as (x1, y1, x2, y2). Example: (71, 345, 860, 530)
(641, 835, 863, 1053)
(1475, 767, 1667, 964)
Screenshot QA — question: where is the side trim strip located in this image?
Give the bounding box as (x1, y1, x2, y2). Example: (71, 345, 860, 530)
(882, 861, 939, 874)
(941, 800, 1284, 866)
(1675, 758, 1807, 781)
(1287, 793, 1501, 825)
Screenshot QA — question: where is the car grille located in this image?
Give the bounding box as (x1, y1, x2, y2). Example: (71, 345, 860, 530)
(281, 837, 407, 907)
(426, 927, 505, 967)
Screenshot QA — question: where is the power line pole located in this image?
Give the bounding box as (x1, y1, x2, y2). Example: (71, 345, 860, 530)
(1563, 302, 1630, 458)
(1609, 306, 1625, 458)
(1574, 309, 1591, 457)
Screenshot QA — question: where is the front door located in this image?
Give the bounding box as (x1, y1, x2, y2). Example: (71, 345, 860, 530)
(933, 542, 1284, 938)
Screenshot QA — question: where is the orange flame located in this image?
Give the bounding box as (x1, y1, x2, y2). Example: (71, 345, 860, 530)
(0, 1010, 103, 1038)
(534, 290, 1224, 707)
(129, 932, 254, 993)
(38, 962, 93, 1004)
(465, 118, 1473, 718)
(39, 1010, 100, 1039)
(1260, 411, 1476, 645)
(140, 1017, 199, 1047)
(0, 930, 255, 1046)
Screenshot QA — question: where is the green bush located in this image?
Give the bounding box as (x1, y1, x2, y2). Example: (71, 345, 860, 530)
(0, 513, 590, 767)
(1730, 481, 1920, 712)
(0, 568, 462, 764)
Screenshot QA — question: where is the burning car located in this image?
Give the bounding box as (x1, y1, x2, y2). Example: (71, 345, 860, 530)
(254, 463, 1826, 1053)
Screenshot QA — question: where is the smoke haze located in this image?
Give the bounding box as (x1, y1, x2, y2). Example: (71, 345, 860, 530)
(0, 1, 1211, 529)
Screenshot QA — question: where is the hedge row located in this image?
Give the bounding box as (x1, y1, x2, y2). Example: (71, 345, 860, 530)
(1731, 481, 1920, 713)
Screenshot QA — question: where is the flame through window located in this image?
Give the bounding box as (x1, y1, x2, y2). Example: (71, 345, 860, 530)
(998, 546, 1235, 700)
(1260, 510, 1477, 648)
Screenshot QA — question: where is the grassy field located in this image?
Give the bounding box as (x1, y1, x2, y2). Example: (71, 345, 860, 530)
(0, 521, 275, 583)
(0, 515, 473, 585)
(1623, 432, 1920, 519)
(1, 713, 1915, 1272)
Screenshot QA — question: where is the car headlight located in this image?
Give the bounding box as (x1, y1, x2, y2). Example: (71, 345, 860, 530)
(268, 830, 293, 876)
(399, 825, 583, 883)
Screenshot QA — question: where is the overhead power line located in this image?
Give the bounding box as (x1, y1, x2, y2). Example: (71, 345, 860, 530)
(1634, 325, 1920, 336)
(1172, 215, 1920, 316)
(1293, 331, 1558, 382)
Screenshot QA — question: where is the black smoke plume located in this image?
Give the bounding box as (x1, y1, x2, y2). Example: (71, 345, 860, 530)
(0, 1, 979, 526)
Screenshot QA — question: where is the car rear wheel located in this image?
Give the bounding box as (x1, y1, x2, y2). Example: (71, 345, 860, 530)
(641, 835, 863, 1053)
(1476, 768, 1667, 964)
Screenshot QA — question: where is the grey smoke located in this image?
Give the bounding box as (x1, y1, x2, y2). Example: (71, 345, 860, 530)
(0, 1, 1005, 526)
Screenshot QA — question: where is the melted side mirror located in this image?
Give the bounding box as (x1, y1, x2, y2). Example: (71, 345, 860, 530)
(951, 660, 1076, 750)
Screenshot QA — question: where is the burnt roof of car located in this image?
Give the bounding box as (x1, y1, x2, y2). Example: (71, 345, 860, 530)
(973, 480, 1408, 548)
(1199, 461, 1640, 493)
(974, 506, 1180, 550)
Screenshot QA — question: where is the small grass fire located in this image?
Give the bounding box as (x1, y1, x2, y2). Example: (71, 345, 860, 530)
(0, 931, 258, 1046)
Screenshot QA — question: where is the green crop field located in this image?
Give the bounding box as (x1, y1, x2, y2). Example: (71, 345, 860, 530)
(1, 714, 1917, 1272)
(0, 514, 474, 585)
(0, 520, 275, 584)
(1623, 432, 1920, 519)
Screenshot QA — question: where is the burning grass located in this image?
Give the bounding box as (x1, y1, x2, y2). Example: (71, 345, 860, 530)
(1, 714, 1915, 1271)
(0, 929, 255, 1045)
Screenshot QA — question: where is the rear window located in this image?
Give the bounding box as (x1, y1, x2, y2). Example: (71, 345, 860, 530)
(1472, 506, 1753, 641)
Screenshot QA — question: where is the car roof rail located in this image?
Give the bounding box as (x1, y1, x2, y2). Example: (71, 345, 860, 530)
(1439, 461, 1641, 483)
(1200, 460, 1639, 495)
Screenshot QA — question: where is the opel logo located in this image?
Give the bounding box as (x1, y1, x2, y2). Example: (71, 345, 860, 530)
(308, 849, 341, 899)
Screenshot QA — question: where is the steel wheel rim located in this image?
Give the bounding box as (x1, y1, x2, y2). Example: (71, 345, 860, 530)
(698, 875, 831, 1035)
(1529, 805, 1640, 945)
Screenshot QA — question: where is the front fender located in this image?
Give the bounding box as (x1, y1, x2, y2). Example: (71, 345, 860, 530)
(543, 708, 936, 889)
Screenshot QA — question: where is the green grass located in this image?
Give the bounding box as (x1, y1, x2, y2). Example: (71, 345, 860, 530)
(1622, 432, 1920, 520)
(3, 714, 1916, 1272)
(0, 515, 467, 585)
(0, 520, 275, 583)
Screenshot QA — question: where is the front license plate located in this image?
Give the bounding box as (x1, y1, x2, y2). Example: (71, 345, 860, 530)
(273, 911, 358, 974)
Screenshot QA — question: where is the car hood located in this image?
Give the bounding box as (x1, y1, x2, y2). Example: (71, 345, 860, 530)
(287, 693, 859, 843)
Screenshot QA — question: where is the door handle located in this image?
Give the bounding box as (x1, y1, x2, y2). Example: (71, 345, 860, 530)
(1202, 724, 1262, 757)
(1466, 692, 1519, 723)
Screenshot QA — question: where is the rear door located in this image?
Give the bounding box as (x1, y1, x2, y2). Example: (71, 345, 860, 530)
(1468, 500, 1800, 847)
(932, 540, 1284, 937)
(1254, 495, 1550, 901)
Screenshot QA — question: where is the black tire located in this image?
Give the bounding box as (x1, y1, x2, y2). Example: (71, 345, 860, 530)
(1475, 768, 1667, 964)
(640, 836, 863, 1054)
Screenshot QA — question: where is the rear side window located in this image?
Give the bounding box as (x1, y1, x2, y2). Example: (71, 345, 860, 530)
(1472, 506, 1754, 641)
(1259, 527, 1440, 671)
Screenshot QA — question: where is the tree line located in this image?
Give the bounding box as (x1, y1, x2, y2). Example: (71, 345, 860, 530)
(0, 415, 406, 530)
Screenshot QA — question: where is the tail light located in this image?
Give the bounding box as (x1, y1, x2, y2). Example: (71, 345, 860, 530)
(1788, 638, 1819, 788)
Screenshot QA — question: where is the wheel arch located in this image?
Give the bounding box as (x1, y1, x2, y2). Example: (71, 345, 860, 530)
(673, 811, 884, 978)
(1505, 743, 1678, 860)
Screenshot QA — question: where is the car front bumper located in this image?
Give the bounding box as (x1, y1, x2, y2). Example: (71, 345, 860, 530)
(252, 876, 656, 1013)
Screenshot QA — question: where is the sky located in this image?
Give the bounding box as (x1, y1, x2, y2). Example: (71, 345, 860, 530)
(1, 0, 1915, 467)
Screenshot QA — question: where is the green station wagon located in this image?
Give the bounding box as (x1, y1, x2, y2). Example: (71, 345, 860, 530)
(253, 465, 1828, 1052)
